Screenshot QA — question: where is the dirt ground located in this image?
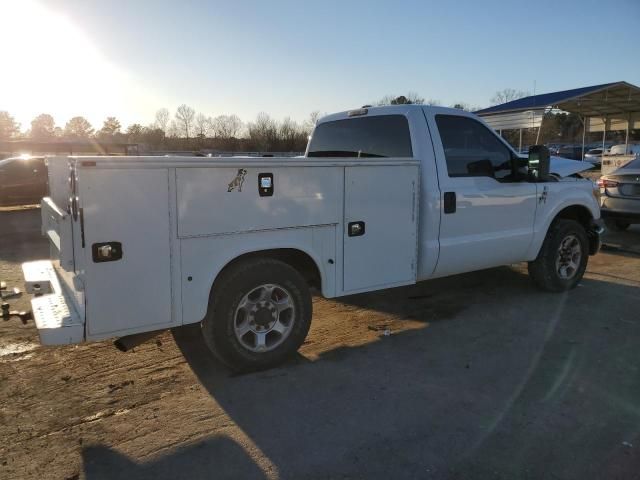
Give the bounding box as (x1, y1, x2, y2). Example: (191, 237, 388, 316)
(1, 207, 639, 480)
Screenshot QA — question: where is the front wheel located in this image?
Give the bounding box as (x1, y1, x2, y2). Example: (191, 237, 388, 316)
(528, 219, 589, 292)
(202, 258, 312, 372)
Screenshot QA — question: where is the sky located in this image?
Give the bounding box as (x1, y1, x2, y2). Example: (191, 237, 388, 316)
(1, 0, 639, 132)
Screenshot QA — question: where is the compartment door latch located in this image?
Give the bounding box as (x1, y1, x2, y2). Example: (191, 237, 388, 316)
(92, 242, 123, 263)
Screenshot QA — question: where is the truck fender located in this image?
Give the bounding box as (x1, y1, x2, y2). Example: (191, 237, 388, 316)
(526, 188, 600, 261)
(179, 238, 330, 327)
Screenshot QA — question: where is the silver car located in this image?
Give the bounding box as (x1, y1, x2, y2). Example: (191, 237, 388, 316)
(599, 158, 640, 230)
(584, 148, 604, 165)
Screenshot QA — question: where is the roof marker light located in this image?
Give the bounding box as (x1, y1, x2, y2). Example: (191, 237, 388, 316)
(348, 108, 368, 117)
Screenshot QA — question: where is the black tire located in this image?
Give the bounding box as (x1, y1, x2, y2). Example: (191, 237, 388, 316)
(202, 258, 312, 372)
(528, 219, 589, 292)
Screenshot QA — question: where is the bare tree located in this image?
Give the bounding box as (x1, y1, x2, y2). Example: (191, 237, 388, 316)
(30, 114, 56, 139)
(247, 112, 278, 151)
(175, 104, 195, 138)
(194, 113, 212, 138)
(302, 111, 321, 135)
(490, 88, 530, 106)
(167, 120, 180, 138)
(425, 99, 441, 106)
(154, 108, 170, 133)
(211, 114, 243, 139)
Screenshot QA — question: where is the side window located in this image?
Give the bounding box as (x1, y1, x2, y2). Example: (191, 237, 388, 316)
(308, 115, 412, 158)
(435, 115, 513, 180)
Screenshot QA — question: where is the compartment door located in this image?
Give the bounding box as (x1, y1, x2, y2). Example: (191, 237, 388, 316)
(81, 169, 174, 337)
(343, 165, 418, 293)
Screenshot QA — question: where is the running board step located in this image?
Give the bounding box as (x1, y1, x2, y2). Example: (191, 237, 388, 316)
(31, 294, 84, 344)
(22, 261, 84, 345)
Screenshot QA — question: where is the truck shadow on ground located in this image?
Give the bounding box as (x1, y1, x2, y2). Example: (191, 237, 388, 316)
(80, 265, 639, 479)
(82, 436, 268, 480)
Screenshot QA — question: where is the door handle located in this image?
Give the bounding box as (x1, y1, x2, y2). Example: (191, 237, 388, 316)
(348, 221, 365, 237)
(443, 192, 456, 214)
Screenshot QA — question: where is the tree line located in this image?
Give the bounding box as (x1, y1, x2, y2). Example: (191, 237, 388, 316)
(4, 89, 616, 153)
(0, 107, 321, 153)
(0, 91, 489, 153)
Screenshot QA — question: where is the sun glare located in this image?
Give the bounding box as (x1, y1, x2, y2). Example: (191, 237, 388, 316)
(0, 0, 153, 129)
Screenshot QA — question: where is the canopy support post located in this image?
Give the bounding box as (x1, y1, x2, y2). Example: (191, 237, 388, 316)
(625, 114, 631, 154)
(519, 128, 523, 152)
(581, 116, 587, 162)
(536, 115, 543, 144)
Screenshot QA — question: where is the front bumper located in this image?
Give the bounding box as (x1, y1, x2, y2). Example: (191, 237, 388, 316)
(587, 218, 605, 255)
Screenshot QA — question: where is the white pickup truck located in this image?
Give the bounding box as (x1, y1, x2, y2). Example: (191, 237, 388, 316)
(23, 105, 603, 371)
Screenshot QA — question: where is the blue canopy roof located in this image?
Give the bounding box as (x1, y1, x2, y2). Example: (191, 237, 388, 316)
(475, 82, 622, 115)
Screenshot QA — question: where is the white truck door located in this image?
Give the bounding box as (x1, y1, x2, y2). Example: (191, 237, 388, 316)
(80, 168, 174, 338)
(343, 165, 419, 293)
(427, 113, 537, 277)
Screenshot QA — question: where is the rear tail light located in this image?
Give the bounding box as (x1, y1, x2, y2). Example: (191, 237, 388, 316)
(597, 178, 619, 188)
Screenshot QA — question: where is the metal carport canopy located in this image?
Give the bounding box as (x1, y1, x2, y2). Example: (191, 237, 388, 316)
(474, 81, 640, 151)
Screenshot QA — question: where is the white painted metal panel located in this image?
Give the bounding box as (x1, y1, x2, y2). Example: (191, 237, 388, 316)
(343, 165, 418, 292)
(180, 225, 337, 325)
(433, 177, 537, 277)
(81, 169, 174, 337)
(46, 156, 71, 209)
(40, 197, 74, 271)
(176, 166, 342, 237)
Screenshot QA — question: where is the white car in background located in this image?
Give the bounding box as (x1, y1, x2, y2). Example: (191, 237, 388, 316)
(609, 143, 640, 156)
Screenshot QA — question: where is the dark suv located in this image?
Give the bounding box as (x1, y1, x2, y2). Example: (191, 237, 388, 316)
(0, 156, 48, 206)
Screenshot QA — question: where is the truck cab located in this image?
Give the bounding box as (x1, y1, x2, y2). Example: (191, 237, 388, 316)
(22, 105, 603, 372)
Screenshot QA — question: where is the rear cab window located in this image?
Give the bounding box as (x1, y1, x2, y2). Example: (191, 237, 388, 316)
(308, 115, 412, 158)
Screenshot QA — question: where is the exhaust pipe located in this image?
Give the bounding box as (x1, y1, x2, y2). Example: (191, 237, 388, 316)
(114, 330, 164, 352)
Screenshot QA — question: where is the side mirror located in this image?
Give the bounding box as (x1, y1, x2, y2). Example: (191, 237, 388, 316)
(528, 145, 550, 181)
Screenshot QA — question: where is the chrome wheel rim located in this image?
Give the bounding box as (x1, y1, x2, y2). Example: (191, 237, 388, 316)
(555, 234, 582, 280)
(234, 283, 296, 352)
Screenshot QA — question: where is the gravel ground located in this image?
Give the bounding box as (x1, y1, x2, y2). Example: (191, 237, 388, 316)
(1, 207, 639, 480)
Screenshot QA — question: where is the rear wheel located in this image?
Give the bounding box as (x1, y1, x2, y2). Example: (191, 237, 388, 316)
(202, 258, 312, 372)
(528, 219, 589, 292)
